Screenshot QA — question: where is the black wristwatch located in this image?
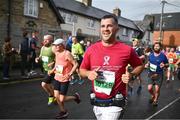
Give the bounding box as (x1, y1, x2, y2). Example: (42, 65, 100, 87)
(129, 72, 136, 81)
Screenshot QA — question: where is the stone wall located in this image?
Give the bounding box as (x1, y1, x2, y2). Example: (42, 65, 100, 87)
(0, 0, 62, 49)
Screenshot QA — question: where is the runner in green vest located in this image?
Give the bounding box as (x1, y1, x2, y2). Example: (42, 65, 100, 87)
(35, 35, 56, 106)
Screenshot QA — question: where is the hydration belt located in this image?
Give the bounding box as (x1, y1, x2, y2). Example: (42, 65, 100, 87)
(90, 96, 127, 107)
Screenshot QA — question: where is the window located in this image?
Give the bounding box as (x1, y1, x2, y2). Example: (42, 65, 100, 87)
(87, 19, 95, 28)
(60, 11, 78, 24)
(24, 0, 38, 18)
(122, 28, 128, 36)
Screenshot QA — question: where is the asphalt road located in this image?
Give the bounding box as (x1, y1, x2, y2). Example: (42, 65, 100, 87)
(0, 70, 180, 119)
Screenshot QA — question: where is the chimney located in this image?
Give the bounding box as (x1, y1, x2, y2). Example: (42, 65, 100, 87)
(82, 0, 92, 6)
(113, 8, 121, 17)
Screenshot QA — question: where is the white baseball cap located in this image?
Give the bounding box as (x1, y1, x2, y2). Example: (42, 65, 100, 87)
(52, 38, 65, 45)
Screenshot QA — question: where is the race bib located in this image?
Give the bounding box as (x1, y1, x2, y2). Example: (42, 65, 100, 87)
(169, 58, 173, 64)
(42, 56, 49, 63)
(150, 63, 157, 72)
(56, 65, 63, 75)
(94, 71, 115, 95)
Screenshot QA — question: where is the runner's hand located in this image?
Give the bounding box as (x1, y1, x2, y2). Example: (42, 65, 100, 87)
(121, 67, 131, 84)
(62, 74, 71, 81)
(87, 67, 101, 81)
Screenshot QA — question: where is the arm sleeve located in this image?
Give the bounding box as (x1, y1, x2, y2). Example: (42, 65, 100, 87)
(129, 48, 143, 68)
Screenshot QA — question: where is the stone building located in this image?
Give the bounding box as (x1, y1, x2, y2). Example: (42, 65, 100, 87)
(0, 0, 64, 49)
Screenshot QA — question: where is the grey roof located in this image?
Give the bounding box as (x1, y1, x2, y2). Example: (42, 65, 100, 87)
(134, 15, 154, 32)
(53, 0, 111, 19)
(118, 17, 140, 31)
(53, 0, 140, 31)
(152, 12, 180, 30)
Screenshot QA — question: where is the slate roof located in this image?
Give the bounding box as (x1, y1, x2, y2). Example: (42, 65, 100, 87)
(53, 0, 140, 31)
(118, 17, 140, 31)
(152, 12, 180, 30)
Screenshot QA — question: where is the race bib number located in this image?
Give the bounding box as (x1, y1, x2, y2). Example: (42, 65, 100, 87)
(169, 58, 173, 64)
(150, 63, 157, 72)
(94, 71, 115, 95)
(42, 56, 49, 63)
(56, 65, 63, 75)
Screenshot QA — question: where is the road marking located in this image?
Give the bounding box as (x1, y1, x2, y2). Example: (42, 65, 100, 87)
(0, 78, 42, 85)
(146, 96, 180, 120)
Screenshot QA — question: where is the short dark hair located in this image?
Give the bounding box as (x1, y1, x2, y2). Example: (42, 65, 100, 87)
(23, 31, 28, 37)
(153, 42, 162, 50)
(101, 14, 118, 24)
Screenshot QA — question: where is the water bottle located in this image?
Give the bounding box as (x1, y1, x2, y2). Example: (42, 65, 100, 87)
(115, 93, 123, 100)
(114, 93, 124, 107)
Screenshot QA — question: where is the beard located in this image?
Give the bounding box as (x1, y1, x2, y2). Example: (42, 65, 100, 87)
(154, 49, 161, 53)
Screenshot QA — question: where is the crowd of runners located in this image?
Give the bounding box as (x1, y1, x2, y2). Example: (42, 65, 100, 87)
(1, 14, 180, 119)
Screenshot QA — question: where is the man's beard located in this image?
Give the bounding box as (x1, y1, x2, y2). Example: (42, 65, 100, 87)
(154, 49, 160, 53)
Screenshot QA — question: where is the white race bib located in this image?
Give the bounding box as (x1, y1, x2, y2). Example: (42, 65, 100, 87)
(42, 56, 49, 63)
(56, 65, 63, 75)
(94, 71, 115, 95)
(150, 63, 157, 72)
(169, 58, 173, 64)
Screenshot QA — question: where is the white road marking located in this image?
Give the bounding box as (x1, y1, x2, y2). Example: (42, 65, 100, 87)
(146, 96, 180, 120)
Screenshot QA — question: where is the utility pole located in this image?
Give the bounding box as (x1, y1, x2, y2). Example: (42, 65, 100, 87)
(159, 0, 167, 44)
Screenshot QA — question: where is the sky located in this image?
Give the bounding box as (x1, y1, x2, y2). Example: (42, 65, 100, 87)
(92, 0, 180, 20)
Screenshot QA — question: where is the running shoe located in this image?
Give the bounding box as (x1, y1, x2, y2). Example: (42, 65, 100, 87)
(70, 79, 78, 85)
(78, 79, 84, 85)
(166, 80, 170, 83)
(48, 97, 54, 106)
(55, 111, 69, 119)
(74, 92, 81, 104)
(137, 86, 142, 95)
(152, 101, 158, 106)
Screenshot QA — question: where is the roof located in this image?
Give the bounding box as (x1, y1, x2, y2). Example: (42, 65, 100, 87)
(53, 0, 110, 20)
(152, 12, 180, 30)
(49, 0, 65, 24)
(53, 0, 140, 31)
(118, 17, 140, 31)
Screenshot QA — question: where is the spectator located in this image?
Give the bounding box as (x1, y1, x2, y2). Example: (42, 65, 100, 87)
(19, 31, 31, 78)
(2, 37, 15, 80)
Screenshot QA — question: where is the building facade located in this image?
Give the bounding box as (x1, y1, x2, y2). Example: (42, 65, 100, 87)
(53, 0, 142, 43)
(0, 0, 64, 48)
(152, 12, 180, 47)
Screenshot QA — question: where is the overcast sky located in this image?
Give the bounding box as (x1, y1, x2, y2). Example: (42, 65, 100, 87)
(92, 0, 180, 20)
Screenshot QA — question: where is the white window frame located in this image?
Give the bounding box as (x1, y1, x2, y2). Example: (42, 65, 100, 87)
(87, 19, 95, 29)
(24, 0, 39, 18)
(122, 28, 128, 36)
(60, 11, 78, 24)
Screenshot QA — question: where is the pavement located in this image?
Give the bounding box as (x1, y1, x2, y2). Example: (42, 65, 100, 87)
(0, 67, 44, 85)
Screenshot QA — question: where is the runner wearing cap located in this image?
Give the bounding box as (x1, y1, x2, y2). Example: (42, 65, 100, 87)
(49, 38, 81, 119)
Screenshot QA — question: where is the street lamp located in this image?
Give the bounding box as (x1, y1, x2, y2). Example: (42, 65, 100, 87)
(159, 0, 167, 44)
